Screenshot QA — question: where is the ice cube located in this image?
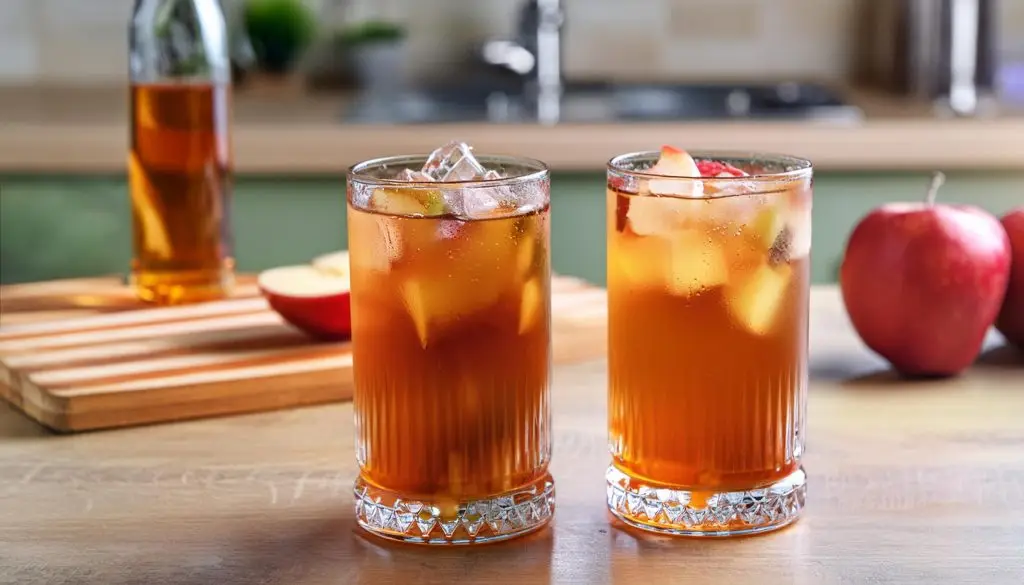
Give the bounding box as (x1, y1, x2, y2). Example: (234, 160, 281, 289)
(396, 168, 436, 182)
(462, 188, 502, 218)
(483, 169, 529, 211)
(625, 196, 678, 236)
(785, 200, 812, 261)
(436, 219, 466, 240)
(454, 171, 525, 219)
(726, 263, 793, 336)
(706, 179, 759, 199)
(422, 141, 487, 181)
(441, 190, 465, 216)
(701, 189, 767, 227)
(644, 178, 704, 198)
(668, 230, 728, 296)
(349, 181, 374, 210)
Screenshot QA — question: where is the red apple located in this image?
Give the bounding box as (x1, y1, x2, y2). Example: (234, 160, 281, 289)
(839, 172, 1012, 377)
(995, 208, 1024, 348)
(258, 264, 352, 341)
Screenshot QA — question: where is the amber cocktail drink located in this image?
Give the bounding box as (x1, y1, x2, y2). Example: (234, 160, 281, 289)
(348, 144, 553, 545)
(606, 148, 812, 536)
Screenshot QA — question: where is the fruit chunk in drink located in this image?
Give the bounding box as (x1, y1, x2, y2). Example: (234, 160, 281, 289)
(606, 146, 812, 536)
(348, 142, 553, 544)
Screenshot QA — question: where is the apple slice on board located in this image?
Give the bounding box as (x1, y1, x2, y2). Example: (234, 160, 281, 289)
(312, 250, 349, 276)
(259, 265, 352, 341)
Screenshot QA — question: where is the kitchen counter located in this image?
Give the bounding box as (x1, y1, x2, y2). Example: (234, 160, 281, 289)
(1, 85, 1022, 174)
(1, 287, 1023, 584)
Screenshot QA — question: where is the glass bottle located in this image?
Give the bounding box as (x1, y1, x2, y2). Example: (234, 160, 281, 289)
(128, 0, 234, 304)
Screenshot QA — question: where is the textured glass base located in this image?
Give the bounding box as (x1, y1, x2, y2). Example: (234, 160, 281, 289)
(606, 466, 806, 537)
(355, 473, 555, 545)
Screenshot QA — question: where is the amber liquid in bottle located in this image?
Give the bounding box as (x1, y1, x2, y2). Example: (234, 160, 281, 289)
(128, 82, 234, 304)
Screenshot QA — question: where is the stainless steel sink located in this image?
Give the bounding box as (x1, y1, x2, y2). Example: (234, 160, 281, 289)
(340, 81, 864, 125)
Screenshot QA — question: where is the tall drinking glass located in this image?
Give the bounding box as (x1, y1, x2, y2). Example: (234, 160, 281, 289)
(347, 153, 554, 545)
(605, 151, 812, 536)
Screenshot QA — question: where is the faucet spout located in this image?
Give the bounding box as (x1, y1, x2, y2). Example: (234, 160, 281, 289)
(534, 0, 564, 94)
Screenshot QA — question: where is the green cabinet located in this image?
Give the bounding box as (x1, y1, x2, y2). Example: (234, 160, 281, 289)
(2, 172, 1021, 285)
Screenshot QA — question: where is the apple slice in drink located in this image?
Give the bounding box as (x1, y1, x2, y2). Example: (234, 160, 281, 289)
(609, 231, 671, 290)
(644, 146, 704, 198)
(726, 262, 793, 336)
(667, 229, 729, 296)
(400, 217, 518, 347)
(518, 277, 544, 335)
(369, 186, 445, 216)
(750, 205, 788, 252)
(517, 232, 537, 277)
(628, 146, 704, 236)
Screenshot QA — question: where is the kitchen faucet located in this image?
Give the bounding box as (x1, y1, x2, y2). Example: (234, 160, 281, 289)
(481, 0, 564, 122)
(531, 0, 565, 95)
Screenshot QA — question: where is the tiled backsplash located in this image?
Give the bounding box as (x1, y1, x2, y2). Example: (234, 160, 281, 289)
(1, 0, 1021, 85)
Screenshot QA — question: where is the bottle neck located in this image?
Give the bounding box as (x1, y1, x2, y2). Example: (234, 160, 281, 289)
(130, 0, 231, 85)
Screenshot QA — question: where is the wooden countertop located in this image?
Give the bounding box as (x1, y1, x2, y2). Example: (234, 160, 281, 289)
(1, 85, 1023, 174)
(1, 286, 1022, 584)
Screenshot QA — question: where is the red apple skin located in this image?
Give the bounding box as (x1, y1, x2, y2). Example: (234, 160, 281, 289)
(263, 290, 352, 341)
(840, 202, 1011, 377)
(995, 208, 1024, 348)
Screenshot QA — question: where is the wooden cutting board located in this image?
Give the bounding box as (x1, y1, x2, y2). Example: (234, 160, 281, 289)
(0, 275, 607, 433)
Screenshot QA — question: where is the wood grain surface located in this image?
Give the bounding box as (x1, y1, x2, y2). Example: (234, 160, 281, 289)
(0, 276, 607, 433)
(1, 288, 1023, 585)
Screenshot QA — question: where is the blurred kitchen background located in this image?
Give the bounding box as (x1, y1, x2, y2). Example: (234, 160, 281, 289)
(1, 0, 1022, 286)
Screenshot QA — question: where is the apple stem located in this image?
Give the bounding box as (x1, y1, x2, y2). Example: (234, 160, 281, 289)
(925, 171, 946, 206)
